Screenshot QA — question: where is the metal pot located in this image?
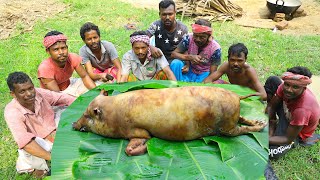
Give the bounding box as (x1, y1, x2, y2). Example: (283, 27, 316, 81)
(266, 0, 301, 18)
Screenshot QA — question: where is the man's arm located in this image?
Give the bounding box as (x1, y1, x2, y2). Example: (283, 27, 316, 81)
(247, 68, 267, 101)
(203, 62, 227, 83)
(119, 53, 133, 83)
(23, 139, 51, 160)
(84, 61, 106, 81)
(171, 47, 203, 64)
(120, 74, 129, 83)
(269, 125, 303, 145)
(75, 65, 96, 90)
(267, 95, 282, 136)
(209, 65, 218, 74)
(39, 78, 61, 92)
(162, 66, 177, 81)
(112, 58, 122, 82)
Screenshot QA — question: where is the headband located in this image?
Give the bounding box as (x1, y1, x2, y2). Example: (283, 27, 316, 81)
(130, 35, 151, 61)
(192, 24, 212, 35)
(130, 35, 150, 46)
(43, 34, 67, 49)
(281, 72, 312, 87)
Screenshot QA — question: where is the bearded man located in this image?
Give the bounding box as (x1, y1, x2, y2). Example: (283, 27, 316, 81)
(170, 19, 221, 83)
(120, 31, 176, 82)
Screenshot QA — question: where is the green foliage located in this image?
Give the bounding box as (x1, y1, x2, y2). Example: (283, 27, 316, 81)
(51, 81, 268, 179)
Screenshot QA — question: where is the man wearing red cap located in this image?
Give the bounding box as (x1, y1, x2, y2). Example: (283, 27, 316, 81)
(170, 19, 221, 82)
(267, 66, 320, 159)
(38, 31, 96, 97)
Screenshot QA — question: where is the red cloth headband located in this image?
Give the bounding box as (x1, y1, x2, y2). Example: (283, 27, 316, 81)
(192, 24, 212, 35)
(281, 72, 312, 87)
(43, 34, 67, 49)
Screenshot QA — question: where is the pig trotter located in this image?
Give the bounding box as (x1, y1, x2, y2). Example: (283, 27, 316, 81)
(125, 138, 148, 156)
(220, 117, 267, 136)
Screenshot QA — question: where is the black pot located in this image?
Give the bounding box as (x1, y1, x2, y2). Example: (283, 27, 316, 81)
(266, 0, 301, 16)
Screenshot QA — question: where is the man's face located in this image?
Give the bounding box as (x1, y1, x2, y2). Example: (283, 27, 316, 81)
(193, 33, 210, 48)
(84, 30, 101, 51)
(10, 80, 36, 108)
(283, 81, 305, 100)
(47, 41, 68, 67)
(132, 41, 148, 60)
(159, 5, 176, 27)
(228, 52, 246, 73)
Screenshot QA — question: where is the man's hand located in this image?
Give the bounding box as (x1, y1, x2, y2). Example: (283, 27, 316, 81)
(203, 77, 212, 83)
(182, 65, 189, 74)
(99, 73, 113, 83)
(150, 46, 162, 58)
(188, 55, 203, 64)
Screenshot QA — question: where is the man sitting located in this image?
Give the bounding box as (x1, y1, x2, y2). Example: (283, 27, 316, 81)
(170, 19, 221, 82)
(38, 30, 96, 97)
(203, 43, 267, 100)
(4, 72, 75, 177)
(79, 22, 122, 83)
(267, 66, 320, 159)
(146, 0, 188, 63)
(120, 31, 176, 82)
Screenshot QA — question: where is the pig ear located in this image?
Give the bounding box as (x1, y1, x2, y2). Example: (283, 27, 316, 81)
(93, 108, 102, 116)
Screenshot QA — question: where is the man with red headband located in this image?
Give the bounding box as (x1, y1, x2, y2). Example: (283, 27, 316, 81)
(170, 19, 221, 82)
(267, 66, 320, 159)
(120, 31, 176, 82)
(38, 31, 96, 97)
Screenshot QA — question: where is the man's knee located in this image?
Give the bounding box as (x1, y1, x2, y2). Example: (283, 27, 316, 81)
(170, 59, 184, 69)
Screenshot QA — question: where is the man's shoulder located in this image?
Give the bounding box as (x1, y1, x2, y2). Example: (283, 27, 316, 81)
(4, 99, 24, 118)
(122, 50, 134, 59)
(38, 57, 54, 70)
(79, 45, 88, 53)
(176, 20, 188, 28)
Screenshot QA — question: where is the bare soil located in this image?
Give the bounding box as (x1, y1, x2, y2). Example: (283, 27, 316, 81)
(0, 0, 66, 39)
(0, 0, 319, 39)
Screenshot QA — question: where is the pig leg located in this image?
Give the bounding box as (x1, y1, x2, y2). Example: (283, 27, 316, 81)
(219, 117, 267, 136)
(238, 116, 266, 126)
(125, 138, 148, 156)
(125, 128, 151, 156)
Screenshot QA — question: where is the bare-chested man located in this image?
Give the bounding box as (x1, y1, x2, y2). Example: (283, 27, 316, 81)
(203, 43, 267, 100)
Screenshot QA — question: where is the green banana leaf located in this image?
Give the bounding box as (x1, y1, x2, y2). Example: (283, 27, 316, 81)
(50, 80, 268, 179)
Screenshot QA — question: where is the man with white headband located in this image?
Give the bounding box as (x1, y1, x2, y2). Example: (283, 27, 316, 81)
(267, 66, 320, 159)
(170, 19, 221, 82)
(38, 30, 96, 97)
(120, 31, 176, 82)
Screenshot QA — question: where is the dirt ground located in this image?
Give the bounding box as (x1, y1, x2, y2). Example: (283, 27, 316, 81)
(0, 0, 66, 39)
(0, 0, 320, 39)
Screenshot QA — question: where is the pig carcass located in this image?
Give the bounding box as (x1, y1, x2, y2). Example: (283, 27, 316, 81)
(72, 86, 266, 156)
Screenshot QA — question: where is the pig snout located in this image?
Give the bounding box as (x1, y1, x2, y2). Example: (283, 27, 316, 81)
(72, 121, 80, 130)
(72, 121, 88, 132)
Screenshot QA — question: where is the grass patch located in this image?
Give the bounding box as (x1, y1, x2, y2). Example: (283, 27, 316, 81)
(0, 0, 319, 179)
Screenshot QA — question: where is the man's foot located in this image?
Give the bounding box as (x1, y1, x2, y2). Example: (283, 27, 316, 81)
(299, 134, 320, 147)
(32, 169, 48, 178)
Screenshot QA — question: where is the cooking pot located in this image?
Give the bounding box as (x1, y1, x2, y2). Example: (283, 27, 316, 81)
(266, 0, 301, 18)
